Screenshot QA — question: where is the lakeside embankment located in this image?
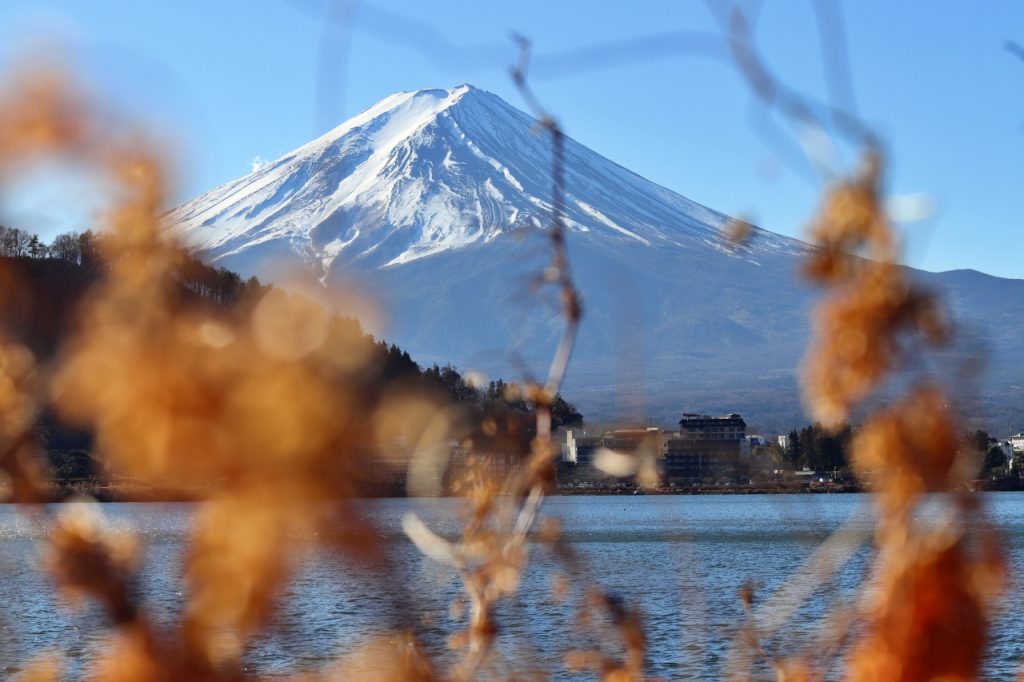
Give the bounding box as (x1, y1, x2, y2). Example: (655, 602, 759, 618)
(11, 480, 865, 502)
(33, 478, 1024, 501)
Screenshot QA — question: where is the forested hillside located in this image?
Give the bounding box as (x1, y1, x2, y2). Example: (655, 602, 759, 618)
(0, 226, 581, 490)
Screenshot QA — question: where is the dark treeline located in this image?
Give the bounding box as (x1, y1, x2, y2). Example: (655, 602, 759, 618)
(752, 422, 1014, 485)
(0, 225, 583, 488)
(418, 366, 581, 430)
(1, 224, 270, 309)
(784, 424, 853, 474)
(0, 225, 103, 271)
(176, 252, 268, 307)
(750, 423, 854, 476)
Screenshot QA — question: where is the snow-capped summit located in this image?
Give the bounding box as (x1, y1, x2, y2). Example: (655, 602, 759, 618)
(169, 86, 1024, 430)
(170, 84, 802, 279)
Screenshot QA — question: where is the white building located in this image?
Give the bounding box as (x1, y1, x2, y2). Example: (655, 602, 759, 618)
(562, 429, 579, 464)
(742, 434, 768, 457)
(1009, 433, 1024, 454)
(561, 428, 602, 465)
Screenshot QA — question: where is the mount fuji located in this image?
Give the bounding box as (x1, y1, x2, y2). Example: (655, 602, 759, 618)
(169, 85, 1024, 431)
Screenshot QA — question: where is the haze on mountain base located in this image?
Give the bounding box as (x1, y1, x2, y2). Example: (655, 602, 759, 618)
(168, 85, 1024, 433)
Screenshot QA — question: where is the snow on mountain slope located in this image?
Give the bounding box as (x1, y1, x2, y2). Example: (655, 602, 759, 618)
(169, 86, 1024, 432)
(170, 85, 805, 279)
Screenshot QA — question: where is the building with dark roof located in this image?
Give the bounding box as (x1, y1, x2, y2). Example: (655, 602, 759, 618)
(663, 413, 747, 483)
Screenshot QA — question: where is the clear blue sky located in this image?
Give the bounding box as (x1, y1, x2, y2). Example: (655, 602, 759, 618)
(0, 1, 1022, 279)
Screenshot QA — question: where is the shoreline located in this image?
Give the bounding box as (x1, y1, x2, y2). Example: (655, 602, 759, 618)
(21, 479, 1024, 502)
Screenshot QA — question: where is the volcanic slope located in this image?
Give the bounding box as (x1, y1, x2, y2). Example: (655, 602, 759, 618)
(169, 86, 1024, 430)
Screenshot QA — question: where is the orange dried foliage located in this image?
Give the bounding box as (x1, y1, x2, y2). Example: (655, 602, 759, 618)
(0, 66, 426, 680)
(844, 390, 1005, 680)
(803, 153, 892, 283)
(12, 655, 63, 682)
(313, 633, 437, 682)
(800, 150, 1004, 681)
(803, 263, 947, 427)
(773, 658, 815, 682)
(0, 339, 47, 502)
(801, 152, 948, 427)
(846, 528, 1002, 682)
(0, 68, 89, 164)
(44, 504, 139, 623)
(558, 590, 646, 681)
(850, 386, 960, 506)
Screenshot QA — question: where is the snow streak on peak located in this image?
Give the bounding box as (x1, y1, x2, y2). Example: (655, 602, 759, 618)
(169, 84, 807, 279)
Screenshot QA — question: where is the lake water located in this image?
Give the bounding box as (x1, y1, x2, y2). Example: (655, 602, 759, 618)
(1, 493, 1023, 679)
